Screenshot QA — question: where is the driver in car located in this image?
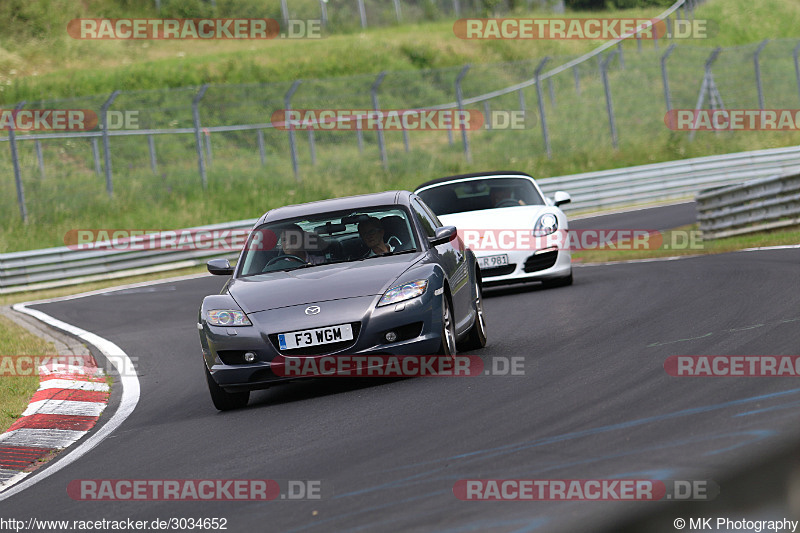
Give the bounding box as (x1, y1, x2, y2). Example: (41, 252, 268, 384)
(490, 186, 526, 207)
(358, 217, 394, 257)
(278, 224, 326, 265)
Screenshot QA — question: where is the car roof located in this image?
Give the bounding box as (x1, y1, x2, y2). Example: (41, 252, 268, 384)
(257, 190, 411, 224)
(415, 171, 535, 192)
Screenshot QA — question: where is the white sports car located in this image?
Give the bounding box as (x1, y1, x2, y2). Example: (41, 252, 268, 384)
(415, 171, 573, 288)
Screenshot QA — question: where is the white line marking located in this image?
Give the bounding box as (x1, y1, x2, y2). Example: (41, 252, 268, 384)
(0, 303, 140, 500)
(22, 400, 106, 418)
(37, 380, 109, 392)
(0, 429, 87, 449)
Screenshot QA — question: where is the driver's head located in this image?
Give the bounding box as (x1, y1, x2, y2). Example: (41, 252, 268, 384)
(358, 217, 384, 249)
(280, 224, 305, 254)
(490, 186, 513, 205)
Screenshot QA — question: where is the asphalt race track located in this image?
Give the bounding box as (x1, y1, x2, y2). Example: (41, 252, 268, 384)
(6, 202, 800, 532)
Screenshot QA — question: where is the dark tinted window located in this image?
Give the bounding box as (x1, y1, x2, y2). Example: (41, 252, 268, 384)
(418, 177, 545, 216)
(411, 200, 437, 238)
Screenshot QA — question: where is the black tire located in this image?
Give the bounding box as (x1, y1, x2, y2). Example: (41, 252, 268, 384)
(204, 364, 249, 411)
(458, 277, 487, 351)
(437, 292, 457, 357)
(541, 270, 573, 289)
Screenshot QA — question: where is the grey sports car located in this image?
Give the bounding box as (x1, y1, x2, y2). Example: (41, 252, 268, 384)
(198, 190, 487, 410)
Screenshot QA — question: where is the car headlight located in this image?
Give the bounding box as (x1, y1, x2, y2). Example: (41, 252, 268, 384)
(207, 309, 252, 326)
(533, 213, 559, 237)
(378, 279, 428, 307)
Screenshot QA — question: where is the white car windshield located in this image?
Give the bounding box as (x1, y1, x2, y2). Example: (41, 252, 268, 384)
(418, 177, 545, 215)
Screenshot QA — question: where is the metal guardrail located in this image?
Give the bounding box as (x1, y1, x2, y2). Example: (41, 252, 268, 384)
(696, 170, 800, 240)
(3, 144, 800, 294)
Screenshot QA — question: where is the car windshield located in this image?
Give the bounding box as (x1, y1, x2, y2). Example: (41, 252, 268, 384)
(417, 177, 545, 216)
(238, 207, 418, 276)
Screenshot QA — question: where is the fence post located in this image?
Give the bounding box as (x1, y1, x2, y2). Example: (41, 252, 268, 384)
(754, 39, 769, 109)
(534, 57, 551, 158)
(319, 0, 328, 26)
(285, 80, 302, 181)
(192, 84, 209, 189)
(455, 65, 471, 163)
(358, 0, 367, 28)
(91, 138, 101, 176)
(617, 41, 625, 69)
(9, 101, 27, 223)
(307, 126, 317, 165)
(600, 50, 619, 149)
(453, 0, 461, 17)
(573, 65, 580, 96)
(661, 43, 677, 111)
(148, 135, 157, 175)
(281, 0, 289, 27)
(35, 140, 45, 179)
(100, 90, 120, 197)
(257, 130, 266, 165)
(483, 101, 491, 130)
(689, 47, 723, 142)
(204, 128, 213, 167)
(794, 42, 800, 105)
(393, 0, 402, 23)
(371, 71, 388, 170)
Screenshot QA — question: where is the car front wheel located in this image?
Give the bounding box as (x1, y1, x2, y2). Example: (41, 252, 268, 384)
(204, 364, 249, 411)
(437, 293, 457, 357)
(458, 277, 487, 351)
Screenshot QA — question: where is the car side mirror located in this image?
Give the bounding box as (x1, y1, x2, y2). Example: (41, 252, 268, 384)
(207, 258, 234, 276)
(429, 226, 457, 246)
(553, 191, 571, 207)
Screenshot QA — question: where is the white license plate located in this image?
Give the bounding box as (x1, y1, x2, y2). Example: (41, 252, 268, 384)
(278, 324, 353, 350)
(479, 254, 509, 269)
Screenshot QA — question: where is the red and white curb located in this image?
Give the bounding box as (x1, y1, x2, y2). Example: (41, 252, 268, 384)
(0, 300, 140, 501)
(0, 355, 110, 490)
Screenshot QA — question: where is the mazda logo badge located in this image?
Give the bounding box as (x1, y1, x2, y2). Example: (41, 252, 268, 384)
(305, 306, 321, 315)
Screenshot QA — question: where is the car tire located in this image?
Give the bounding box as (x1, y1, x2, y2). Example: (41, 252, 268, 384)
(204, 364, 249, 411)
(437, 292, 457, 358)
(541, 270, 573, 289)
(458, 278, 487, 351)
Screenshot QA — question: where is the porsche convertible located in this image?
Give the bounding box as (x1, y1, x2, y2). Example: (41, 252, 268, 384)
(198, 190, 486, 410)
(415, 171, 573, 288)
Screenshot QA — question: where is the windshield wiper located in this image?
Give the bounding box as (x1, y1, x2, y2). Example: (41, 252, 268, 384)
(376, 249, 418, 257)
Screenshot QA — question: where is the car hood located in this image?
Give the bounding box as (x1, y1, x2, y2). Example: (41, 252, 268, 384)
(438, 205, 553, 230)
(227, 254, 420, 313)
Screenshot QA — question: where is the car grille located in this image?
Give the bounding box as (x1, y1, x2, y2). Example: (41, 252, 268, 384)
(268, 322, 361, 356)
(480, 264, 517, 277)
(523, 250, 559, 272)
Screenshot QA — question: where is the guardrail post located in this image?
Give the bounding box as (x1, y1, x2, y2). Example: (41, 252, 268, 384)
(534, 57, 552, 158)
(35, 140, 45, 179)
(600, 50, 619, 150)
(455, 65, 471, 163)
(371, 72, 388, 169)
(794, 42, 800, 105)
(148, 135, 158, 175)
(754, 39, 769, 109)
(257, 130, 266, 165)
(192, 84, 209, 189)
(100, 90, 120, 198)
(9, 101, 28, 223)
(661, 43, 677, 111)
(285, 80, 302, 181)
(358, 0, 367, 28)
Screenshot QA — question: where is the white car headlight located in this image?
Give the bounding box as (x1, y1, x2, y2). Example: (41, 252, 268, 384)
(207, 309, 252, 326)
(533, 213, 559, 237)
(378, 280, 428, 307)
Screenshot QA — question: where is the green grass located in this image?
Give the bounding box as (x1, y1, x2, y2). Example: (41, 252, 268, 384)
(0, 314, 53, 433)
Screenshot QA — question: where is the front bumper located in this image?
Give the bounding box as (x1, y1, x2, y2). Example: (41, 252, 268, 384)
(199, 292, 444, 392)
(478, 247, 572, 286)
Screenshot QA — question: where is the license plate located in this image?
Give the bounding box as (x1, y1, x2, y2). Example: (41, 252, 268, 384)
(278, 324, 354, 350)
(479, 254, 509, 269)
